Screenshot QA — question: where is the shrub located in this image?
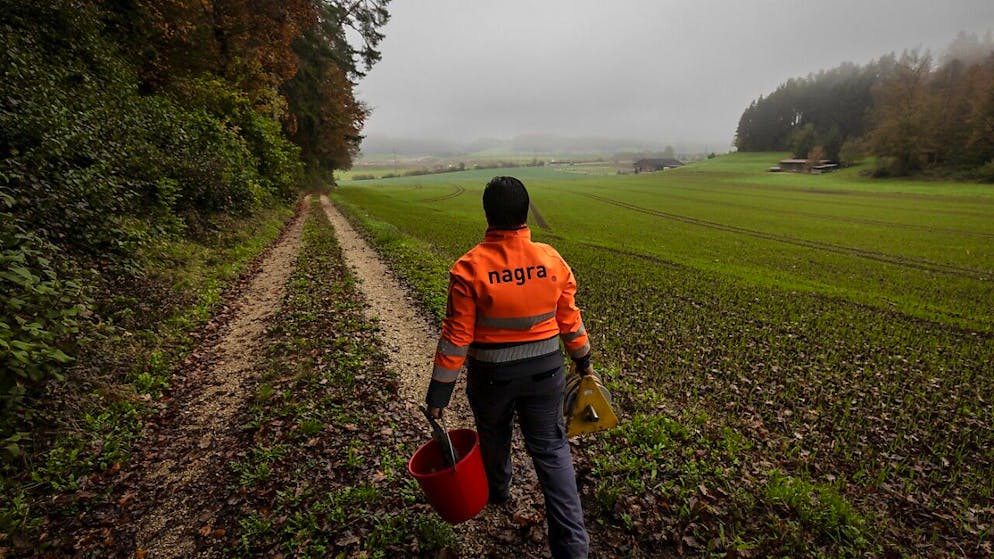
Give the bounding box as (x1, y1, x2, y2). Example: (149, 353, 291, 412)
(0, 187, 90, 422)
(1, 2, 302, 259)
(839, 138, 866, 165)
(975, 160, 994, 183)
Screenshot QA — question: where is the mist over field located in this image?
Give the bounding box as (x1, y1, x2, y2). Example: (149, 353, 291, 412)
(358, 133, 714, 157)
(357, 0, 994, 156)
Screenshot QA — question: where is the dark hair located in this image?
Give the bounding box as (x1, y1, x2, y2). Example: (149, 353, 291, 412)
(483, 176, 529, 228)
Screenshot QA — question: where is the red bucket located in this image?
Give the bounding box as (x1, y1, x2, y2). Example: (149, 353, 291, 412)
(408, 428, 489, 524)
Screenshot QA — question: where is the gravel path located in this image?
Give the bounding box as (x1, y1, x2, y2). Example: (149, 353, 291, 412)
(317, 195, 441, 408)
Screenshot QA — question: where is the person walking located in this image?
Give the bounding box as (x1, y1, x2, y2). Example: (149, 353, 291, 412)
(425, 176, 592, 559)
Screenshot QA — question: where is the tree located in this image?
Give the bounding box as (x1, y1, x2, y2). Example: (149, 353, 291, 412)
(316, 0, 390, 79)
(868, 50, 933, 174)
(106, 0, 390, 170)
(106, 0, 315, 111)
(735, 59, 884, 155)
(788, 123, 817, 158)
(736, 33, 994, 177)
(818, 124, 843, 161)
(282, 1, 388, 170)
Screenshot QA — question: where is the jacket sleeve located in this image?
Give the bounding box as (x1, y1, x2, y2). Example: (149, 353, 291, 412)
(432, 272, 476, 383)
(556, 262, 591, 359)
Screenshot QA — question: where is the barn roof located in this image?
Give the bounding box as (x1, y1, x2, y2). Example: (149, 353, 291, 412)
(780, 159, 833, 165)
(634, 158, 683, 167)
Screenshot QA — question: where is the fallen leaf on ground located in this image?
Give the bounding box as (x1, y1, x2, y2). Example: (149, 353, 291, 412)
(118, 491, 136, 507)
(512, 510, 541, 526)
(336, 533, 360, 546)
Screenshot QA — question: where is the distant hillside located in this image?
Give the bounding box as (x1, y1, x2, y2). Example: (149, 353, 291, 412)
(360, 133, 724, 157)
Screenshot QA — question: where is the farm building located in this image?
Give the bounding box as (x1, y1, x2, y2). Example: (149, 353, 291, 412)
(775, 158, 839, 173)
(633, 158, 683, 173)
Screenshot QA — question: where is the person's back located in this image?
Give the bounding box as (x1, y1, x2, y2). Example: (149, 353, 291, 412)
(426, 176, 591, 559)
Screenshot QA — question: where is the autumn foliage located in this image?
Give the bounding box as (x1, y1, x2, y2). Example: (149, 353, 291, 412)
(111, 0, 385, 166)
(735, 32, 994, 179)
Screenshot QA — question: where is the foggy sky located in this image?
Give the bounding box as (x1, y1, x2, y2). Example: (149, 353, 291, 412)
(356, 0, 994, 150)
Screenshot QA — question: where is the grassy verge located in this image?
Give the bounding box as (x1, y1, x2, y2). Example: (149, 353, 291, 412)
(225, 198, 455, 557)
(0, 204, 293, 551)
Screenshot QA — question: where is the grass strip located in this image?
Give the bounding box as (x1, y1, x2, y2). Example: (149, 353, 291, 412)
(226, 197, 455, 557)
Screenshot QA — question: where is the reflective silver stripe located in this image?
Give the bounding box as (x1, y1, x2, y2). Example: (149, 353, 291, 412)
(569, 342, 591, 359)
(432, 365, 461, 382)
(468, 337, 560, 363)
(477, 310, 556, 330)
(561, 323, 586, 342)
(436, 338, 468, 357)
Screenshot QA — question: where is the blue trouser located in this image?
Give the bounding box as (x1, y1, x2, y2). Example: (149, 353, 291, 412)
(466, 366, 589, 559)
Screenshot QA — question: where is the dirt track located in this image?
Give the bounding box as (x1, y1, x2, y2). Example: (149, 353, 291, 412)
(317, 195, 441, 408)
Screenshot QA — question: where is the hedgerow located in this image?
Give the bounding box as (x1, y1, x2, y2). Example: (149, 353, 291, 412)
(0, 0, 303, 420)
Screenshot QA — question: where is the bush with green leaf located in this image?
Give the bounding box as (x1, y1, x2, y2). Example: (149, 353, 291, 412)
(0, 186, 89, 422)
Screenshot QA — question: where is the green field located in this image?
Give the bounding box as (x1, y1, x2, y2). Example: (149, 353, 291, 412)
(333, 153, 994, 556)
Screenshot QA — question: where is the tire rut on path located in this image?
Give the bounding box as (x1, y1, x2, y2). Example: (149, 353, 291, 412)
(319, 195, 549, 557)
(125, 201, 307, 558)
(317, 195, 440, 408)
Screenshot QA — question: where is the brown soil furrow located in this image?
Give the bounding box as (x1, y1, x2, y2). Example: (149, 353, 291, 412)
(128, 202, 308, 558)
(529, 201, 551, 230)
(421, 184, 466, 203)
(318, 195, 549, 557)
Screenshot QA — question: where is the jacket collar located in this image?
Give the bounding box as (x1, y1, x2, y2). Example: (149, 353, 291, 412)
(484, 225, 531, 241)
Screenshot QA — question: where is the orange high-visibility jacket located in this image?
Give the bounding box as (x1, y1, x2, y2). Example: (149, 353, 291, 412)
(432, 226, 590, 385)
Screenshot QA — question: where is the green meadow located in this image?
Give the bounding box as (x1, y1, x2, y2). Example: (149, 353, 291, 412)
(333, 153, 994, 556)
(338, 153, 994, 331)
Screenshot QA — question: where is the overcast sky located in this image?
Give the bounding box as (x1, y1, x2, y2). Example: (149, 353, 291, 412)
(356, 0, 994, 149)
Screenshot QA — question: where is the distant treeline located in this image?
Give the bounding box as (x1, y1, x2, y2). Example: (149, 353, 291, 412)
(353, 159, 548, 180)
(735, 32, 994, 179)
(0, 1, 387, 421)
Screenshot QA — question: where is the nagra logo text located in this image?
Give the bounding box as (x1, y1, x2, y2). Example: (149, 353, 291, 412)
(488, 265, 548, 285)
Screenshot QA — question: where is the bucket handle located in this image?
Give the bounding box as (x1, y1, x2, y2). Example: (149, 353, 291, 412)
(421, 406, 458, 469)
